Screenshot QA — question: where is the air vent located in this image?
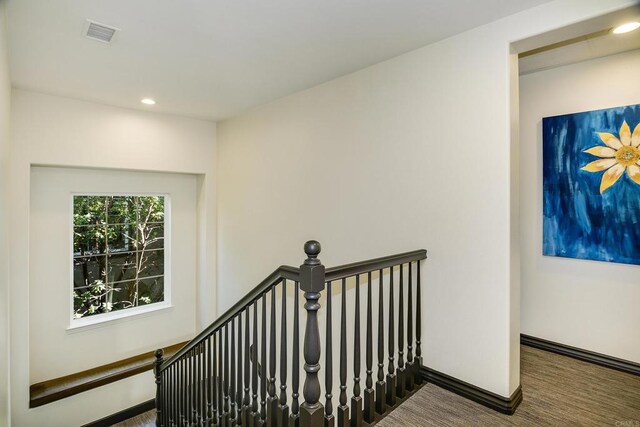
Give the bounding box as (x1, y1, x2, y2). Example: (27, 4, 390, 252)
(84, 20, 119, 43)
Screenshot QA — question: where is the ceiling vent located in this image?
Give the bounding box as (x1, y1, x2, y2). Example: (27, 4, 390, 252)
(84, 20, 119, 43)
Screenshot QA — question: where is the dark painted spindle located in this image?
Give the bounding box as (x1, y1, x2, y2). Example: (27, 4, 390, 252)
(268, 287, 278, 425)
(363, 271, 375, 422)
(260, 293, 267, 425)
(197, 343, 203, 425)
(208, 335, 213, 421)
(218, 330, 224, 425)
(325, 282, 334, 427)
(231, 318, 237, 423)
(299, 241, 325, 427)
(244, 307, 251, 426)
(279, 280, 289, 425)
(238, 311, 244, 426)
(406, 262, 415, 391)
(188, 349, 192, 425)
(396, 265, 406, 399)
(154, 349, 162, 426)
(351, 275, 363, 427)
(337, 278, 349, 427)
(386, 267, 396, 406)
(252, 302, 260, 425)
(213, 333, 219, 425)
(415, 261, 423, 385)
(375, 269, 386, 415)
(224, 325, 230, 424)
(290, 282, 300, 427)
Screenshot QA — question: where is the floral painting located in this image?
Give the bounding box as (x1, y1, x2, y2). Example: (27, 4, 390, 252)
(543, 104, 640, 265)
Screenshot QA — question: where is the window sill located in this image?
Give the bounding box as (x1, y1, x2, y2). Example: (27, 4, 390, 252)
(67, 302, 172, 332)
(29, 341, 187, 408)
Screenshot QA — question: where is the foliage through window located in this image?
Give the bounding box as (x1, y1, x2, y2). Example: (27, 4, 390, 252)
(73, 195, 166, 319)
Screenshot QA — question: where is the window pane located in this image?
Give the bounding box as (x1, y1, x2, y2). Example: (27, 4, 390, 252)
(106, 224, 138, 253)
(138, 276, 164, 304)
(74, 225, 107, 256)
(107, 251, 137, 283)
(137, 196, 165, 224)
(73, 255, 106, 288)
(107, 196, 137, 225)
(73, 196, 107, 226)
(138, 249, 164, 278)
(110, 280, 137, 311)
(141, 224, 164, 250)
(73, 279, 112, 318)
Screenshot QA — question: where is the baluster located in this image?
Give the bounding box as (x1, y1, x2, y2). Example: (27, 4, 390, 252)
(200, 343, 206, 424)
(238, 311, 244, 426)
(396, 264, 406, 399)
(337, 278, 349, 427)
(289, 282, 300, 427)
(244, 307, 251, 426)
(218, 330, 224, 425)
(351, 275, 363, 427)
(260, 293, 268, 425)
(252, 301, 259, 425)
(191, 349, 196, 425)
(386, 267, 396, 407)
(279, 280, 290, 425)
(375, 269, 386, 415)
(180, 356, 186, 425)
(224, 325, 230, 424)
(268, 287, 278, 426)
(197, 342, 206, 424)
(406, 262, 415, 391)
(213, 333, 219, 425)
(363, 271, 375, 423)
(231, 318, 237, 424)
(171, 364, 176, 426)
(208, 336, 213, 422)
(154, 350, 163, 426)
(324, 282, 334, 427)
(415, 261, 423, 385)
(299, 241, 325, 427)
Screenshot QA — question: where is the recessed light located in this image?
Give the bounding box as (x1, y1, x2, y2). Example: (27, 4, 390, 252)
(141, 98, 156, 105)
(612, 22, 640, 34)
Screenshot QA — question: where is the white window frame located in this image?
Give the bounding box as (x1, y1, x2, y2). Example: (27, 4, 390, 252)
(68, 192, 172, 329)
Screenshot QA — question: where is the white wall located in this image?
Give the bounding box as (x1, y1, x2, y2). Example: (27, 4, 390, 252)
(29, 167, 197, 382)
(217, 0, 635, 399)
(520, 49, 640, 363)
(10, 90, 216, 426)
(0, 1, 11, 425)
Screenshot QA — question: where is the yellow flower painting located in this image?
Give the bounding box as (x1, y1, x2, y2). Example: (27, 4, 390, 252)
(581, 120, 640, 193)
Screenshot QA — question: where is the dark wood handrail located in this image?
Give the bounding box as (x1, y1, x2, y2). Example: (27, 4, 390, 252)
(160, 248, 427, 372)
(30, 341, 187, 408)
(160, 265, 300, 370)
(325, 250, 427, 282)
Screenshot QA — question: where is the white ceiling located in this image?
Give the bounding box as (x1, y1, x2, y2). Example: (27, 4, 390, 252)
(7, 0, 551, 121)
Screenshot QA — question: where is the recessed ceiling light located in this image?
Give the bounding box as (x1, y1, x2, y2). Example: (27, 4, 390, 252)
(612, 22, 640, 34)
(141, 98, 156, 105)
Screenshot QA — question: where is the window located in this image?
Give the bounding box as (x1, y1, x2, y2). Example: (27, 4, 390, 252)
(72, 195, 167, 320)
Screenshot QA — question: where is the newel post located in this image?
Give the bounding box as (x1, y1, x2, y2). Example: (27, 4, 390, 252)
(300, 240, 325, 427)
(154, 349, 164, 427)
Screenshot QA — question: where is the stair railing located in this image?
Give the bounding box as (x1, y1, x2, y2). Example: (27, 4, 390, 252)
(154, 240, 427, 426)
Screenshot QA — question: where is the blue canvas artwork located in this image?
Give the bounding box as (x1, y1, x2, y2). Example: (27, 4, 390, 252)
(543, 104, 640, 265)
